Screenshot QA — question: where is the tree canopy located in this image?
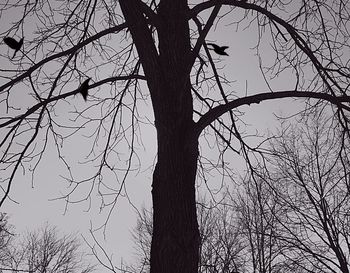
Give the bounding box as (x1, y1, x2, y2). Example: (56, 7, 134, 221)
(1, 1, 350, 272)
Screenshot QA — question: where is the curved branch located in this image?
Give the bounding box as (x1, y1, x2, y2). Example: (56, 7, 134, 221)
(190, 0, 346, 94)
(190, 0, 245, 18)
(0, 23, 127, 94)
(195, 91, 350, 137)
(0, 75, 145, 129)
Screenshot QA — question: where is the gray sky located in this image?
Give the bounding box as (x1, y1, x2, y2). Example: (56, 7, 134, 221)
(0, 2, 306, 271)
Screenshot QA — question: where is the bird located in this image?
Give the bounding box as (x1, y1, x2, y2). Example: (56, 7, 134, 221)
(3, 37, 24, 58)
(207, 43, 229, 56)
(77, 78, 90, 101)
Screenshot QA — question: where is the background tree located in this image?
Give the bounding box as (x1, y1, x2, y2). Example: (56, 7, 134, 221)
(0, 213, 14, 269)
(197, 199, 245, 273)
(0, 224, 95, 273)
(234, 176, 289, 273)
(126, 198, 246, 273)
(259, 111, 350, 273)
(1, 1, 350, 272)
(119, 109, 350, 273)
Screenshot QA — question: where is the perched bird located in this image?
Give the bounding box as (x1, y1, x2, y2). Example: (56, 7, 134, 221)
(3, 37, 24, 58)
(77, 78, 91, 101)
(207, 43, 229, 56)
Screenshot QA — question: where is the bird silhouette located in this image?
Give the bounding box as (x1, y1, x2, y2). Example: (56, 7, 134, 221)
(3, 37, 23, 58)
(77, 78, 90, 101)
(207, 43, 229, 56)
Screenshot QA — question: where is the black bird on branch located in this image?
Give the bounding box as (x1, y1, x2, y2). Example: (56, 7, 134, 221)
(77, 78, 91, 101)
(207, 43, 229, 56)
(3, 37, 23, 58)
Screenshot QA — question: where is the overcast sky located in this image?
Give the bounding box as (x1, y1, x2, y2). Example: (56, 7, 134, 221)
(0, 3, 305, 271)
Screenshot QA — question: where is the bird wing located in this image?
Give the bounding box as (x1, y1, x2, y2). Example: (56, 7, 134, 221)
(4, 37, 18, 50)
(80, 89, 88, 101)
(78, 79, 90, 101)
(4, 37, 23, 59)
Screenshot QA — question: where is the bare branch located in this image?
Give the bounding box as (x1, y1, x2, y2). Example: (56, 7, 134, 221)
(196, 91, 350, 136)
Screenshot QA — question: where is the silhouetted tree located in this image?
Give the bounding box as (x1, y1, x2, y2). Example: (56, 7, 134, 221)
(1, 1, 350, 272)
(260, 111, 350, 273)
(0, 224, 95, 273)
(234, 177, 287, 273)
(0, 213, 14, 268)
(125, 198, 246, 273)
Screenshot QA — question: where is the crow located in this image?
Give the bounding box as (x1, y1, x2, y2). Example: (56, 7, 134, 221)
(77, 78, 91, 101)
(207, 43, 229, 56)
(4, 37, 23, 58)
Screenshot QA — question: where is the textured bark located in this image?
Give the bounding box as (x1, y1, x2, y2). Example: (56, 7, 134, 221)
(120, 0, 200, 272)
(150, 128, 200, 273)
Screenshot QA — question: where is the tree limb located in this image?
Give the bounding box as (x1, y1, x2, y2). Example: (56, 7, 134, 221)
(195, 91, 350, 137)
(0, 23, 127, 94)
(0, 75, 145, 129)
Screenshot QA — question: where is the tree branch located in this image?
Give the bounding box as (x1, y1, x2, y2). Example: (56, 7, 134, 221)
(0, 23, 127, 94)
(190, 0, 346, 95)
(195, 91, 350, 137)
(119, 0, 160, 83)
(0, 75, 145, 129)
(139, 1, 159, 26)
(190, 4, 222, 69)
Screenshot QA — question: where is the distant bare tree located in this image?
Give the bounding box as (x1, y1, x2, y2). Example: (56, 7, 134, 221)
(131, 208, 152, 273)
(254, 110, 350, 273)
(0, 213, 14, 268)
(197, 199, 246, 273)
(125, 198, 246, 273)
(234, 177, 287, 273)
(0, 224, 95, 273)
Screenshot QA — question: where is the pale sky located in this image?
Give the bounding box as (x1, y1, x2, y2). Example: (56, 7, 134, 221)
(0, 2, 306, 271)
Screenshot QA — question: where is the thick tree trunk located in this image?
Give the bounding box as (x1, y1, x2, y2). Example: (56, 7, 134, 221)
(150, 121, 200, 273)
(120, 0, 200, 271)
(150, 1, 200, 271)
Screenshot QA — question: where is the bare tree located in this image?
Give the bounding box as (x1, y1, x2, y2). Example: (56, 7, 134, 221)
(0, 224, 95, 273)
(233, 177, 289, 273)
(0, 213, 14, 269)
(1, 1, 350, 272)
(126, 198, 246, 273)
(253, 110, 350, 273)
(197, 199, 246, 273)
(130, 208, 153, 273)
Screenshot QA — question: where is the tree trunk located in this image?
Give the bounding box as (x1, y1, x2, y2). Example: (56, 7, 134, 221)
(150, 1, 200, 271)
(119, 0, 201, 272)
(150, 121, 200, 273)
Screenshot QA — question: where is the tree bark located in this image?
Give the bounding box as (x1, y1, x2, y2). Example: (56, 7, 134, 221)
(150, 122, 200, 273)
(120, 0, 200, 272)
(151, 1, 200, 271)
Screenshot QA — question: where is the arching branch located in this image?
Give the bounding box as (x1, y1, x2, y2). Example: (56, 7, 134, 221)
(0, 75, 145, 129)
(195, 91, 350, 137)
(0, 23, 127, 94)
